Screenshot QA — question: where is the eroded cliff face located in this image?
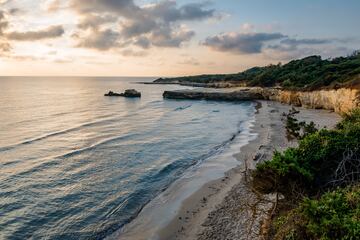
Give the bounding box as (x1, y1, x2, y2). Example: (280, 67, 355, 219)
(163, 87, 359, 114)
(261, 88, 360, 114)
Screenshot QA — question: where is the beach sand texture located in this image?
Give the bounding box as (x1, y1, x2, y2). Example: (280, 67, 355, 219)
(113, 100, 340, 240)
(157, 101, 340, 240)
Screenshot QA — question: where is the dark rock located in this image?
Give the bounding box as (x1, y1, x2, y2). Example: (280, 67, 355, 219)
(123, 89, 141, 98)
(105, 91, 123, 97)
(105, 89, 141, 98)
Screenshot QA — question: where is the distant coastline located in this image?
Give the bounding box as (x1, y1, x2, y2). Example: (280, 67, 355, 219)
(152, 52, 360, 91)
(143, 53, 360, 114)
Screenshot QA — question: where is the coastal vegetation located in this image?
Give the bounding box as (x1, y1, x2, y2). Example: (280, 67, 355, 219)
(155, 51, 360, 90)
(284, 108, 318, 140)
(252, 108, 360, 239)
(273, 185, 360, 240)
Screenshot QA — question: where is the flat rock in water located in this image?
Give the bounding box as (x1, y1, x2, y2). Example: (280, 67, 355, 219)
(163, 89, 264, 101)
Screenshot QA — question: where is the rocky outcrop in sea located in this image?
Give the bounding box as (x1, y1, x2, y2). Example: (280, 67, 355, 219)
(105, 89, 141, 98)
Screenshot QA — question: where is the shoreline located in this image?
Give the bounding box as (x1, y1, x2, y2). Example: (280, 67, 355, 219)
(110, 100, 340, 240)
(108, 102, 258, 240)
(157, 101, 340, 240)
(156, 101, 273, 240)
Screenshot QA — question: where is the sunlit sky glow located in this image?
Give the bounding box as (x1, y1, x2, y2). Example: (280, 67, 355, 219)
(0, 0, 359, 76)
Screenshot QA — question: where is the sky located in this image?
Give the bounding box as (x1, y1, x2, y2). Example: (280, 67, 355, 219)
(0, 0, 359, 76)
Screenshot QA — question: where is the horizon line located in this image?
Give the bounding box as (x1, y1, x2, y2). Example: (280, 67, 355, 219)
(0, 75, 161, 78)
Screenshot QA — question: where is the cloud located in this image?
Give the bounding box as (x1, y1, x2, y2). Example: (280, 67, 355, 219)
(120, 18, 158, 38)
(144, 1, 214, 22)
(70, 0, 215, 51)
(0, 10, 11, 55)
(268, 38, 333, 52)
(0, 41, 11, 53)
(134, 36, 151, 49)
(0, 10, 8, 34)
(53, 58, 73, 63)
(46, 0, 64, 12)
(0, 10, 65, 58)
(77, 14, 117, 30)
(120, 49, 148, 57)
(240, 23, 255, 32)
(203, 32, 286, 54)
(74, 28, 119, 50)
(0, 0, 10, 5)
(264, 45, 355, 61)
(8, 8, 23, 15)
(178, 57, 200, 65)
(6, 25, 64, 41)
(202, 28, 352, 60)
(5, 54, 46, 61)
(282, 38, 331, 45)
(150, 25, 195, 47)
(71, 0, 140, 18)
(71, 0, 214, 21)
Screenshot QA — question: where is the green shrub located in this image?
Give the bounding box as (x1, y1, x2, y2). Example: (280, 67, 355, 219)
(284, 108, 319, 140)
(337, 108, 360, 130)
(274, 186, 360, 240)
(253, 108, 360, 195)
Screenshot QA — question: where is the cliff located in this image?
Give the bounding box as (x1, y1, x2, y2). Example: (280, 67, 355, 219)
(163, 87, 360, 114)
(261, 88, 360, 114)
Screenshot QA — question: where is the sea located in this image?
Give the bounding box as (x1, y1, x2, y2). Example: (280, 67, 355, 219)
(0, 77, 256, 240)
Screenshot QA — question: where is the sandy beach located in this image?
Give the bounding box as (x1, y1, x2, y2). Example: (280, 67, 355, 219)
(110, 100, 341, 240)
(156, 100, 340, 240)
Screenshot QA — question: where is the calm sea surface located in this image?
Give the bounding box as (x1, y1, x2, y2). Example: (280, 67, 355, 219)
(0, 77, 255, 239)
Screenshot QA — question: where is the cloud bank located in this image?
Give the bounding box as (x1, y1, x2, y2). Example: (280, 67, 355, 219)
(6, 25, 64, 41)
(0, 9, 65, 56)
(0, 1, 357, 65)
(70, 0, 215, 51)
(202, 29, 352, 60)
(203, 32, 286, 54)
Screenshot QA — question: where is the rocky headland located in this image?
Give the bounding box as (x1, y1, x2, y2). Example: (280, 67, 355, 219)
(132, 53, 360, 239)
(163, 87, 360, 114)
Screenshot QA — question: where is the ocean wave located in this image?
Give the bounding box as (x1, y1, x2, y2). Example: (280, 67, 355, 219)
(0, 99, 164, 153)
(174, 105, 192, 111)
(59, 133, 139, 159)
(2, 132, 140, 182)
(0, 117, 117, 152)
(101, 122, 246, 237)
